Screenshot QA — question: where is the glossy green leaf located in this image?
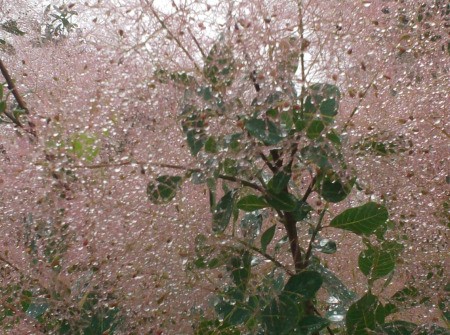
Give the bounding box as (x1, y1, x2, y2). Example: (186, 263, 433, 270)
(245, 118, 282, 145)
(268, 172, 290, 194)
(319, 174, 353, 203)
(283, 271, 323, 301)
(266, 191, 297, 212)
(330, 202, 389, 235)
(237, 195, 268, 212)
(320, 98, 338, 124)
(212, 191, 235, 233)
(147, 175, 183, 204)
(261, 224, 276, 253)
(306, 119, 325, 139)
(358, 241, 404, 280)
(346, 293, 387, 335)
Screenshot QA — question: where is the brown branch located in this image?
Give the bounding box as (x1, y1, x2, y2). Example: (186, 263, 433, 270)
(259, 152, 277, 173)
(69, 160, 200, 172)
(304, 204, 328, 262)
(0, 58, 28, 113)
(218, 174, 265, 193)
(236, 238, 294, 276)
(301, 174, 317, 202)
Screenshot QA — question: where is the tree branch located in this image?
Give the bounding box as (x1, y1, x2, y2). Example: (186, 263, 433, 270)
(304, 203, 328, 262)
(218, 174, 265, 193)
(0, 58, 29, 113)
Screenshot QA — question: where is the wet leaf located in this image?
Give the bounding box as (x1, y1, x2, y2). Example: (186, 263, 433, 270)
(346, 293, 387, 335)
(268, 171, 290, 194)
(266, 191, 297, 211)
(236, 195, 268, 212)
(147, 175, 183, 204)
(261, 224, 276, 253)
(358, 241, 404, 280)
(212, 190, 235, 233)
(330, 202, 389, 235)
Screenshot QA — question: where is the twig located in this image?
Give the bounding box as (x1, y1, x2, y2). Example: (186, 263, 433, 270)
(259, 152, 277, 173)
(236, 238, 294, 276)
(218, 174, 265, 193)
(69, 160, 200, 172)
(0, 58, 29, 113)
(304, 203, 328, 262)
(301, 174, 316, 202)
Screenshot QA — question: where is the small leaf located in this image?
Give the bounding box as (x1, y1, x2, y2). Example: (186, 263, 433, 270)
(261, 224, 276, 253)
(237, 195, 268, 212)
(186, 129, 206, 156)
(346, 293, 387, 335)
(291, 200, 312, 221)
(204, 136, 218, 153)
(262, 294, 301, 335)
(212, 190, 235, 233)
(283, 271, 323, 301)
(306, 119, 325, 139)
(240, 212, 263, 240)
(358, 241, 404, 280)
(266, 191, 297, 212)
(319, 174, 353, 203)
(268, 172, 290, 194)
(330, 202, 389, 235)
(315, 239, 337, 254)
(147, 175, 183, 204)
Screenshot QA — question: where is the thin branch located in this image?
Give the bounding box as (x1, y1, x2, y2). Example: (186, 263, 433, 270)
(301, 174, 316, 202)
(236, 238, 294, 276)
(147, 3, 202, 74)
(304, 203, 328, 262)
(218, 174, 265, 193)
(0, 58, 29, 113)
(69, 160, 200, 172)
(259, 152, 276, 173)
(342, 73, 378, 132)
(0, 254, 21, 273)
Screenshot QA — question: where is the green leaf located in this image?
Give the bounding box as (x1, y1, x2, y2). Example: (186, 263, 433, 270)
(268, 172, 290, 194)
(291, 200, 312, 222)
(391, 286, 419, 302)
(306, 119, 325, 139)
(319, 174, 353, 203)
(326, 130, 341, 145)
(204, 40, 235, 89)
(283, 271, 323, 301)
(70, 133, 100, 162)
(296, 315, 330, 335)
(25, 299, 49, 318)
(205, 136, 218, 153)
(266, 192, 297, 211)
(186, 129, 206, 156)
(261, 224, 276, 253)
(375, 321, 418, 335)
(245, 118, 282, 145)
(358, 241, 404, 280)
(237, 195, 268, 212)
(330, 202, 389, 236)
(147, 175, 183, 204)
(212, 191, 235, 233)
(346, 293, 387, 335)
(320, 98, 338, 124)
(0, 84, 3, 100)
(262, 294, 302, 335)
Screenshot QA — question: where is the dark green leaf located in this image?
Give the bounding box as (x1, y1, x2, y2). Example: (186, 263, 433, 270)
(205, 136, 218, 153)
(283, 271, 323, 301)
(268, 172, 291, 194)
(291, 201, 312, 222)
(296, 315, 330, 335)
(0, 100, 6, 113)
(266, 192, 297, 211)
(147, 175, 183, 204)
(237, 195, 268, 212)
(212, 191, 235, 233)
(319, 174, 353, 203)
(186, 129, 206, 156)
(319, 98, 338, 124)
(261, 224, 276, 253)
(306, 119, 325, 139)
(326, 130, 341, 145)
(346, 293, 387, 335)
(375, 321, 418, 335)
(245, 118, 282, 145)
(358, 241, 404, 280)
(330, 202, 389, 235)
(391, 286, 419, 302)
(262, 294, 302, 335)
